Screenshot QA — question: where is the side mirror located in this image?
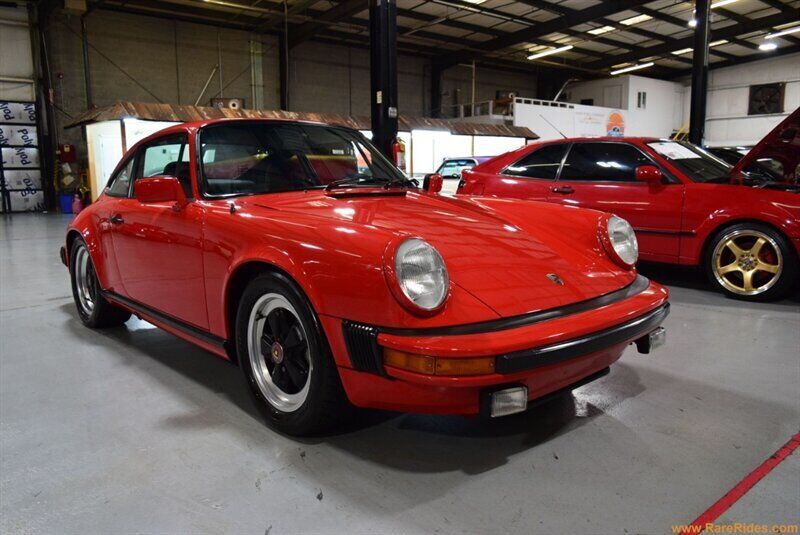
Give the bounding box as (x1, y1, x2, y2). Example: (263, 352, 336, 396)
(423, 173, 444, 194)
(134, 176, 189, 210)
(635, 165, 663, 184)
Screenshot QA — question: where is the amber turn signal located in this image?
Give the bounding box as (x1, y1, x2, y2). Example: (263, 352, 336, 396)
(383, 348, 495, 376)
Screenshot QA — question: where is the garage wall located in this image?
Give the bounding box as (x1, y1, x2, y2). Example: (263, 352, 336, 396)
(680, 52, 800, 146)
(45, 9, 540, 158)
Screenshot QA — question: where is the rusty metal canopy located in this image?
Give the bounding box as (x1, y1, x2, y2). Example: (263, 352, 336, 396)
(65, 101, 538, 139)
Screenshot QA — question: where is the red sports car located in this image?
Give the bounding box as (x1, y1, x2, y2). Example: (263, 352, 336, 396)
(458, 109, 800, 301)
(62, 118, 668, 435)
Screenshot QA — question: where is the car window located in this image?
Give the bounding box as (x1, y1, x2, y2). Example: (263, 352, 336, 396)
(561, 142, 650, 182)
(437, 159, 476, 178)
(199, 122, 408, 197)
(503, 144, 567, 180)
(106, 157, 135, 197)
(136, 135, 193, 198)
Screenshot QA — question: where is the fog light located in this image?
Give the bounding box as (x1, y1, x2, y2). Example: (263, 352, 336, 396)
(489, 386, 528, 418)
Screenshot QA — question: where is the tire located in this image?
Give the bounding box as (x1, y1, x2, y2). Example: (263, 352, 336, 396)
(704, 223, 798, 301)
(69, 238, 132, 328)
(235, 272, 352, 436)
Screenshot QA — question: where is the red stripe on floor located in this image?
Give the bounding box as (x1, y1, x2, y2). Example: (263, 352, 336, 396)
(680, 433, 800, 535)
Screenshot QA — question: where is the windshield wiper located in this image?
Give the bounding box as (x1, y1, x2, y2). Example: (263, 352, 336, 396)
(325, 173, 413, 191)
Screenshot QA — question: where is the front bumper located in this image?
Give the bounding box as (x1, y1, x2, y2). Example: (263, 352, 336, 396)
(323, 275, 669, 415)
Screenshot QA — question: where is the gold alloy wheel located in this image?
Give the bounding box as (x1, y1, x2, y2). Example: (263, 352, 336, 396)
(712, 229, 783, 296)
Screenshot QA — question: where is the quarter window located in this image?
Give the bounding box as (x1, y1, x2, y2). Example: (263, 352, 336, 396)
(106, 157, 135, 197)
(561, 143, 651, 182)
(437, 159, 476, 178)
(504, 144, 567, 180)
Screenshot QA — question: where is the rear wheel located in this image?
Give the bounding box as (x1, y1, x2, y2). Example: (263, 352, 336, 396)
(69, 238, 131, 327)
(705, 224, 797, 301)
(235, 272, 351, 435)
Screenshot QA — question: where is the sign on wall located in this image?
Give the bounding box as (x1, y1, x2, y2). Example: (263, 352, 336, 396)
(0, 101, 44, 213)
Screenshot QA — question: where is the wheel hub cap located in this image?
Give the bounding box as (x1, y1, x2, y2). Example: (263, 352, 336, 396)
(270, 342, 284, 364)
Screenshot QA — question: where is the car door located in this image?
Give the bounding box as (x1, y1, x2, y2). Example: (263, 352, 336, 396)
(486, 143, 568, 201)
(550, 142, 685, 260)
(109, 134, 209, 329)
(90, 156, 137, 293)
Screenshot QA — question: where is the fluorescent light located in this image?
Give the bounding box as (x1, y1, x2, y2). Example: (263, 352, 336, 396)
(710, 39, 728, 46)
(765, 25, 800, 39)
(620, 14, 652, 26)
(671, 47, 694, 55)
(688, 18, 697, 27)
(588, 25, 615, 35)
(610, 62, 655, 75)
(759, 42, 778, 51)
(527, 45, 574, 60)
(711, 0, 740, 7)
(461, 0, 487, 4)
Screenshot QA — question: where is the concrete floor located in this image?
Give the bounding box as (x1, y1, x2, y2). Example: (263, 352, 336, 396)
(1, 213, 798, 534)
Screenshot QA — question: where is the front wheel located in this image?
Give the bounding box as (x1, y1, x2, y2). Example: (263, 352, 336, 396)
(69, 238, 131, 327)
(235, 272, 351, 435)
(705, 224, 798, 301)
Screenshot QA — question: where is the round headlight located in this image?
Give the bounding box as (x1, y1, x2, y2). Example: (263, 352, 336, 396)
(604, 215, 638, 268)
(393, 238, 449, 312)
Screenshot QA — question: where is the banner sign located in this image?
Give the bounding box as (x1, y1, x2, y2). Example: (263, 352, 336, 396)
(0, 101, 43, 213)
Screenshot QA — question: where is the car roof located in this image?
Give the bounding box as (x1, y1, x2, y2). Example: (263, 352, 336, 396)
(530, 136, 661, 143)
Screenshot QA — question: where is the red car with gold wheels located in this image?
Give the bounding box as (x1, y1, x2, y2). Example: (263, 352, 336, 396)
(62, 118, 668, 435)
(458, 108, 800, 301)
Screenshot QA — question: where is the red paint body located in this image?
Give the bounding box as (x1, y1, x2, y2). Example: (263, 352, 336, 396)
(65, 118, 669, 415)
(458, 112, 800, 268)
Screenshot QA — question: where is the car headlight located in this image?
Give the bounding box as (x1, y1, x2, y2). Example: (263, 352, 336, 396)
(386, 238, 449, 313)
(600, 215, 638, 268)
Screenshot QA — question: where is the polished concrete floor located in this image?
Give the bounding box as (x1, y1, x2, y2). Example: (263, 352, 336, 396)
(1, 213, 798, 534)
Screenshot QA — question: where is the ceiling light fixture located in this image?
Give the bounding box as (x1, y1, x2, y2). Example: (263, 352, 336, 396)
(688, 18, 697, 27)
(619, 14, 652, 26)
(765, 25, 800, 39)
(759, 42, 778, 51)
(588, 25, 615, 35)
(671, 47, 694, 55)
(527, 44, 574, 60)
(710, 0, 740, 7)
(461, 0, 487, 4)
(710, 39, 728, 46)
(610, 62, 655, 75)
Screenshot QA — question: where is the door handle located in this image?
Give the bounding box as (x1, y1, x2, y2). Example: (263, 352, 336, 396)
(551, 186, 574, 194)
(110, 214, 124, 225)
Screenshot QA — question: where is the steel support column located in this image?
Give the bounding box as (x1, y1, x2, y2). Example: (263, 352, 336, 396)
(430, 62, 442, 118)
(689, 0, 711, 145)
(279, 33, 289, 110)
(369, 0, 398, 159)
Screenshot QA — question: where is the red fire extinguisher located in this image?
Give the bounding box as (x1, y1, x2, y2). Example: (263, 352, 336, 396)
(392, 138, 407, 172)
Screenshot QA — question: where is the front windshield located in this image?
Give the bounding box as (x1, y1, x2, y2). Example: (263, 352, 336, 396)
(647, 141, 732, 183)
(199, 122, 413, 197)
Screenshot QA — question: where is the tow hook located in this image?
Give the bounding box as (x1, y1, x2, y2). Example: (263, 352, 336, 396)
(635, 327, 666, 354)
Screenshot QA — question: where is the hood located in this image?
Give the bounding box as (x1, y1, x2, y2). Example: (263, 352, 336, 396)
(240, 190, 634, 317)
(732, 107, 800, 185)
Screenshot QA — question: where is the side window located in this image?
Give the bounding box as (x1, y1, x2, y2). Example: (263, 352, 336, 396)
(503, 144, 567, 180)
(136, 135, 193, 198)
(561, 143, 651, 182)
(106, 157, 135, 197)
(438, 159, 476, 178)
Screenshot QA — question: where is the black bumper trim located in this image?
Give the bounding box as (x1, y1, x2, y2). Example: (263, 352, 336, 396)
(495, 303, 670, 374)
(380, 275, 650, 337)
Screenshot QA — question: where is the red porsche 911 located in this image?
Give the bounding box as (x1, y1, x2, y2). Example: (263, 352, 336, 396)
(458, 108, 800, 301)
(62, 118, 668, 435)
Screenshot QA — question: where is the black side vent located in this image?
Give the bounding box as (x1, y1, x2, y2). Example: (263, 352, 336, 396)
(342, 321, 384, 375)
